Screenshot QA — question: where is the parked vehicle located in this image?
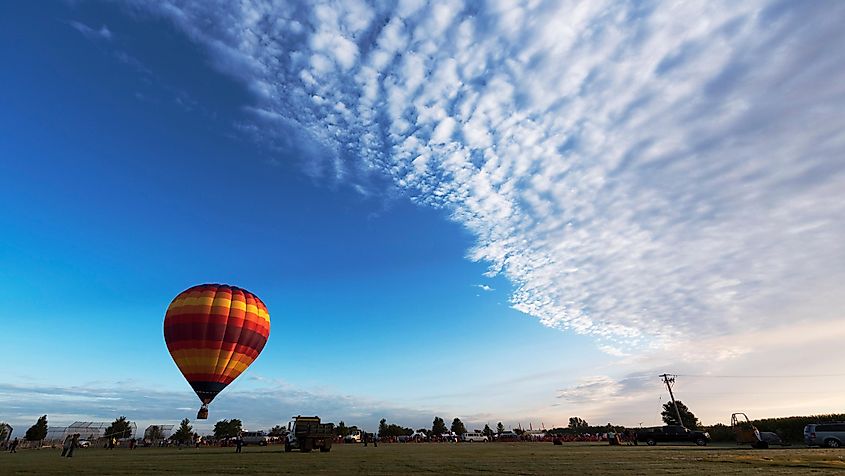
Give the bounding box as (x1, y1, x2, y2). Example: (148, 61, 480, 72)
(462, 432, 488, 442)
(805, 423, 845, 448)
(284, 416, 334, 453)
(636, 425, 710, 446)
(77, 440, 91, 448)
(241, 431, 269, 446)
(344, 429, 362, 443)
(497, 431, 520, 442)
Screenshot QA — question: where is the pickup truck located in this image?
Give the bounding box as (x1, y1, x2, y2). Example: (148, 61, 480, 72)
(636, 425, 711, 446)
(284, 416, 334, 453)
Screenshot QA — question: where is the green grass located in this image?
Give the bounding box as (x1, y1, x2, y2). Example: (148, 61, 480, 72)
(3, 442, 845, 475)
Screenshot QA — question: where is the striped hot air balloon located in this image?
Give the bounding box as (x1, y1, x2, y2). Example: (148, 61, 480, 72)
(163, 284, 270, 419)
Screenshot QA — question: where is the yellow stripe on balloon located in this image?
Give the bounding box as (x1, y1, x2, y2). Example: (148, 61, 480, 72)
(169, 296, 215, 310)
(175, 357, 252, 375)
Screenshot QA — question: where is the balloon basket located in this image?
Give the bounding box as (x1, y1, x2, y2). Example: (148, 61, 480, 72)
(197, 404, 209, 420)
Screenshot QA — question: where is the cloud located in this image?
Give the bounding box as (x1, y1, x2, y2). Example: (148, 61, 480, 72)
(557, 373, 656, 404)
(474, 284, 494, 292)
(68, 20, 112, 41)
(128, 1, 845, 352)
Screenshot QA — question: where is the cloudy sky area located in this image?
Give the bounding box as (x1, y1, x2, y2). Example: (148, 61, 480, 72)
(1, 0, 844, 436)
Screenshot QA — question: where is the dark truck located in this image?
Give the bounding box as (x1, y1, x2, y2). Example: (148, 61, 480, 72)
(284, 416, 334, 453)
(636, 425, 711, 446)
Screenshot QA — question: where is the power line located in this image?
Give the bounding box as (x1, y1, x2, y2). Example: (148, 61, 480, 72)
(677, 373, 845, 379)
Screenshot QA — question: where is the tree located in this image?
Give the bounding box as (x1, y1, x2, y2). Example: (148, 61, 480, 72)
(375, 419, 413, 438)
(268, 425, 286, 437)
(431, 417, 447, 436)
(568, 417, 589, 430)
(105, 416, 133, 440)
(496, 422, 505, 435)
(482, 424, 494, 439)
(661, 400, 700, 429)
(451, 418, 467, 435)
(25, 415, 48, 442)
(387, 424, 413, 437)
(213, 419, 242, 439)
(336, 421, 349, 437)
(172, 418, 193, 443)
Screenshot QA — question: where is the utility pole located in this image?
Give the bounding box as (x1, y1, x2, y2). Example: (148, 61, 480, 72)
(659, 373, 685, 429)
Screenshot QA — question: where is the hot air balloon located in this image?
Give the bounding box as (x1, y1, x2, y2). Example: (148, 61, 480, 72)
(163, 284, 270, 419)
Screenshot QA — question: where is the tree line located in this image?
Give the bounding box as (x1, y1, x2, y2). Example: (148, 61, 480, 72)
(15, 405, 844, 444)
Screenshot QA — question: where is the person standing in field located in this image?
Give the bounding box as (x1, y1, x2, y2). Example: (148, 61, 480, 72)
(60, 434, 72, 456)
(66, 434, 79, 458)
(8, 437, 18, 453)
(235, 432, 243, 453)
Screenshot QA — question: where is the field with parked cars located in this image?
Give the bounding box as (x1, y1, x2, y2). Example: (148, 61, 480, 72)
(3, 441, 845, 475)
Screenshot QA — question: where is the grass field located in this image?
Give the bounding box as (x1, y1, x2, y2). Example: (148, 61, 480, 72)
(3, 442, 844, 475)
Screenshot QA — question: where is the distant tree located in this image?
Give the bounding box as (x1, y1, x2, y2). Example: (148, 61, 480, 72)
(568, 417, 589, 430)
(431, 417, 447, 436)
(268, 425, 286, 437)
(0, 422, 11, 442)
(390, 424, 414, 437)
(336, 421, 349, 437)
(377, 419, 413, 438)
(147, 425, 164, 441)
(25, 415, 48, 442)
(172, 418, 193, 443)
(451, 418, 467, 435)
(482, 424, 494, 439)
(105, 416, 133, 440)
(496, 422, 505, 434)
(661, 400, 700, 429)
(213, 419, 242, 440)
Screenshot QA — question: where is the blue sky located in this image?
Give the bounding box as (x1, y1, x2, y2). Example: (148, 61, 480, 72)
(2, 1, 844, 436)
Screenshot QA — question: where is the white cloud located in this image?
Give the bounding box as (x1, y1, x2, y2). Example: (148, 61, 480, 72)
(474, 284, 494, 292)
(133, 0, 845, 356)
(68, 20, 112, 41)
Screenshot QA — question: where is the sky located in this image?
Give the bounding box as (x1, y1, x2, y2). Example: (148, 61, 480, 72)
(1, 0, 844, 437)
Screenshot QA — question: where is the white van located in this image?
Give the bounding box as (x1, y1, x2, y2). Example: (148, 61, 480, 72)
(462, 432, 488, 442)
(241, 431, 269, 446)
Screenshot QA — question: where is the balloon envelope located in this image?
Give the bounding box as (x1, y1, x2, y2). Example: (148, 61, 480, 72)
(164, 284, 270, 415)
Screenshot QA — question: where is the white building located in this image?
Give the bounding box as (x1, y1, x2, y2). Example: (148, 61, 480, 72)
(144, 424, 174, 440)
